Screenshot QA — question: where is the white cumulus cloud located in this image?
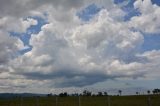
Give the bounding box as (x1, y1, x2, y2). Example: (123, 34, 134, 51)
(0, 0, 160, 92)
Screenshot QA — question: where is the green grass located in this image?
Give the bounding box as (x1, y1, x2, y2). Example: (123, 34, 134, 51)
(0, 95, 160, 106)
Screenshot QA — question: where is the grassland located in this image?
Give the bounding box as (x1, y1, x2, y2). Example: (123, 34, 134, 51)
(0, 95, 160, 106)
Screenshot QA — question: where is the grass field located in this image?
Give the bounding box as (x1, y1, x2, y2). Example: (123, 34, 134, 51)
(0, 95, 160, 106)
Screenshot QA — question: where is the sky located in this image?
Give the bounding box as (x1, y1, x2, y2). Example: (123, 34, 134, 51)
(0, 0, 160, 94)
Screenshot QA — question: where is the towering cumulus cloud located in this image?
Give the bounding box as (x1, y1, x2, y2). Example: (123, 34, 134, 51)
(0, 0, 160, 93)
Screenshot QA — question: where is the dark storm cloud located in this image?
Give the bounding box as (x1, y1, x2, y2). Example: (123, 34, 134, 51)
(12, 66, 146, 88)
(13, 68, 114, 87)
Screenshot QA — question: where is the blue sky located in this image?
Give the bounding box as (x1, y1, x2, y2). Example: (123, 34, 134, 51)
(77, 3, 102, 21)
(10, 16, 47, 55)
(77, 1, 160, 52)
(142, 34, 160, 52)
(0, 0, 160, 93)
(10, 0, 160, 56)
(152, 0, 160, 5)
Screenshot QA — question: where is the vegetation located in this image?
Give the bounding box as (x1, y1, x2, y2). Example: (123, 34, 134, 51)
(152, 89, 160, 94)
(0, 95, 160, 106)
(0, 89, 160, 106)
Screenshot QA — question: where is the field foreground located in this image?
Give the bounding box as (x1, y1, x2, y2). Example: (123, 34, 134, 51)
(0, 95, 160, 106)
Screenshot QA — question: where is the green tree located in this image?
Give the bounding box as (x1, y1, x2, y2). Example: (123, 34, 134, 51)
(97, 92, 103, 96)
(104, 92, 108, 96)
(118, 90, 122, 96)
(83, 90, 92, 96)
(136, 92, 139, 95)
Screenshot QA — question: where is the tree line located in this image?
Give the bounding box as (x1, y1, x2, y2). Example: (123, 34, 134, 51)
(47, 88, 160, 97)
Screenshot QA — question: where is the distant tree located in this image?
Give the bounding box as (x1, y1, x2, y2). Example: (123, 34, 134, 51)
(59, 93, 64, 97)
(104, 92, 108, 96)
(97, 92, 103, 96)
(136, 92, 139, 95)
(158, 89, 160, 94)
(147, 90, 150, 95)
(79, 94, 83, 96)
(152, 89, 160, 95)
(64, 92, 68, 96)
(83, 90, 87, 96)
(152, 89, 156, 94)
(59, 92, 68, 97)
(159, 89, 160, 94)
(47, 93, 52, 97)
(83, 90, 92, 96)
(118, 90, 122, 96)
